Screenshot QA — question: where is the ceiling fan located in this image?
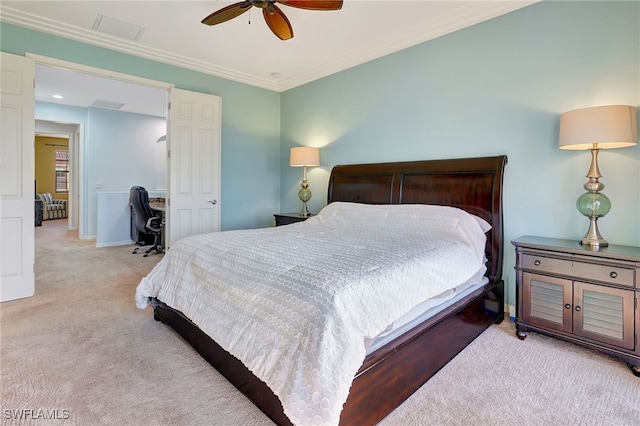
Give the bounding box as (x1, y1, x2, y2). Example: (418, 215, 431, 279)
(201, 0, 343, 41)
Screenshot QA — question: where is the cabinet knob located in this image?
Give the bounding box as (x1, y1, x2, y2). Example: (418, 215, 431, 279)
(575, 306, 581, 312)
(534, 260, 541, 266)
(564, 303, 571, 310)
(609, 271, 618, 279)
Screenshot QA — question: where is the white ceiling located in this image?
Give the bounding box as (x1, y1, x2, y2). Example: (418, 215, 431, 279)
(34, 63, 170, 117)
(2, 1, 537, 117)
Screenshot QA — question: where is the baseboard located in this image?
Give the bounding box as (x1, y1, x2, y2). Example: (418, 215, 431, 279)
(506, 304, 515, 321)
(95, 240, 133, 248)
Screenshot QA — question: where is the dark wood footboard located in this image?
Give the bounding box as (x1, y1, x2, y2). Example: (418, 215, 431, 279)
(342, 280, 504, 425)
(153, 279, 503, 425)
(154, 305, 294, 426)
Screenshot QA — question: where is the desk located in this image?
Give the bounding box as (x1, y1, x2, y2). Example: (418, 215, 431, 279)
(149, 201, 166, 251)
(149, 202, 165, 212)
(129, 198, 165, 250)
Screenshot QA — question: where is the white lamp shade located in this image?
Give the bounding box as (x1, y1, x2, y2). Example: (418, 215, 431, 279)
(290, 146, 320, 167)
(559, 105, 638, 150)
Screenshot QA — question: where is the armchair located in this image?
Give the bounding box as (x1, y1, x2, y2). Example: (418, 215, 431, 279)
(37, 192, 67, 220)
(129, 186, 163, 257)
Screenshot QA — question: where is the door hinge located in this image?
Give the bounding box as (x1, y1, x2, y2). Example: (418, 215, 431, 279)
(167, 150, 170, 158)
(168, 102, 171, 110)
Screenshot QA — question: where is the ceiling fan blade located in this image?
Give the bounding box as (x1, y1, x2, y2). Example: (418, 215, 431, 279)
(276, 0, 343, 11)
(263, 4, 293, 40)
(201, 1, 252, 26)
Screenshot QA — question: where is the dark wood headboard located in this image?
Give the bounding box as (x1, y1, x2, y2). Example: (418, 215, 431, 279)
(327, 155, 508, 283)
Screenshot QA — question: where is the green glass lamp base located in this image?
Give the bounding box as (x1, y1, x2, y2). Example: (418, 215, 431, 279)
(298, 188, 312, 217)
(576, 191, 611, 248)
(576, 192, 611, 218)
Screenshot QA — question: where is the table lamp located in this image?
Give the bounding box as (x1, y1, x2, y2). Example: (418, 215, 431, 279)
(290, 146, 320, 217)
(559, 105, 638, 247)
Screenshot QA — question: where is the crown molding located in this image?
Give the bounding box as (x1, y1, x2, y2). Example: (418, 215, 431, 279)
(0, 6, 280, 91)
(1, 2, 537, 93)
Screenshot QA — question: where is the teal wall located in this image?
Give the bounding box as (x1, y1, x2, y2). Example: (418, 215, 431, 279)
(1, 22, 281, 231)
(280, 1, 640, 307)
(2, 2, 639, 308)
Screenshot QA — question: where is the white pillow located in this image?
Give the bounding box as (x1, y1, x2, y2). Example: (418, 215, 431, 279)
(314, 202, 490, 230)
(310, 202, 490, 257)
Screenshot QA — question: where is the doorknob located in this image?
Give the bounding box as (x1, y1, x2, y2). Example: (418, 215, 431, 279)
(208, 200, 217, 205)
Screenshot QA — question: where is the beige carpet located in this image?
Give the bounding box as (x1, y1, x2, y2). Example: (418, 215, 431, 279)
(1, 220, 638, 425)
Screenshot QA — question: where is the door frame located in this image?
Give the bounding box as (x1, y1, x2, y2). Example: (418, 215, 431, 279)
(26, 53, 175, 240)
(34, 122, 81, 234)
(27, 54, 174, 91)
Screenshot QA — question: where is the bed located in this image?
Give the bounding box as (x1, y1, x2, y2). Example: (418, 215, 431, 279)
(137, 155, 507, 426)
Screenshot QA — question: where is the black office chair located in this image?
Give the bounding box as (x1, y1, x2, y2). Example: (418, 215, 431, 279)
(129, 186, 163, 257)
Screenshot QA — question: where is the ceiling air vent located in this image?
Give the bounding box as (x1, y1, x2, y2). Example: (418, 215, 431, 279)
(91, 99, 125, 110)
(92, 14, 145, 41)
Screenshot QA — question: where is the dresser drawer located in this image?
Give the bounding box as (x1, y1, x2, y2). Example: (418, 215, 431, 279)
(522, 254, 635, 287)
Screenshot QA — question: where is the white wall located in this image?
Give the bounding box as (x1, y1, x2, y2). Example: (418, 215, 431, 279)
(95, 190, 164, 247)
(85, 107, 166, 239)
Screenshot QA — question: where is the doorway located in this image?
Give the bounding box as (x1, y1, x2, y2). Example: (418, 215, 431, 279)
(1, 52, 221, 302)
(32, 55, 171, 243)
(34, 123, 79, 233)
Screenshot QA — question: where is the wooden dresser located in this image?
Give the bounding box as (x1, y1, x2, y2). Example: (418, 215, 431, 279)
(512, 235, 639, 376)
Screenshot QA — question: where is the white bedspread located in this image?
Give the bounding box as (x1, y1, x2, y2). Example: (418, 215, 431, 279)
(135, 202, 489, 426)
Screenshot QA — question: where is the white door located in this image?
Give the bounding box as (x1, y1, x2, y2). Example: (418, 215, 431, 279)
(167, 88, 221, 247)
(0, 53, 35, 302)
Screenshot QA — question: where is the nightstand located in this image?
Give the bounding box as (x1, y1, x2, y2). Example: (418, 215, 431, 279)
(512, 236, 640, 376)
(274, 213, 313, 226)
(34, 198, 43, 227)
